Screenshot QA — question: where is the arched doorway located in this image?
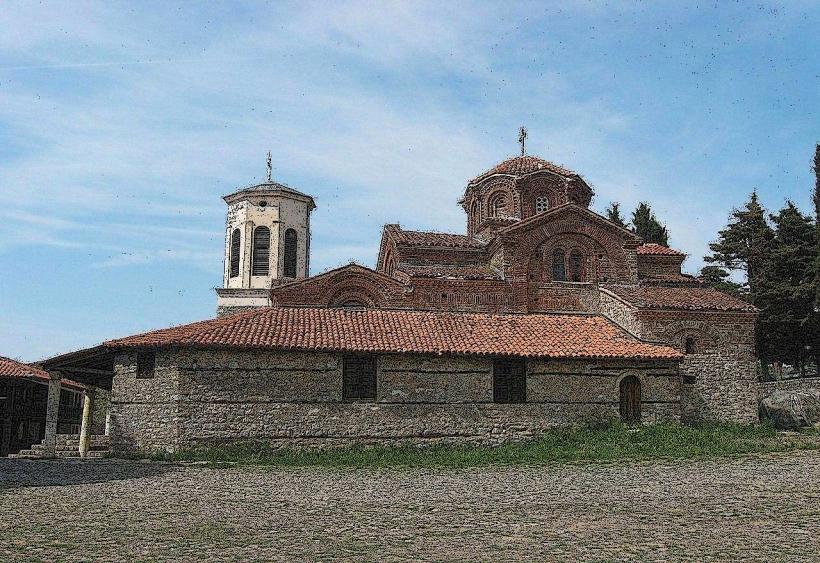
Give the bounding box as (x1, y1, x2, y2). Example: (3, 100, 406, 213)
(619, 375, 641, 424)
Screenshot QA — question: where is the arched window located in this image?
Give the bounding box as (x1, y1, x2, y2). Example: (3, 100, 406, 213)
(684, 336, 697, 354)
(535, 196, 550, 214)
(251, 226, 271, 276)
(488, 193, 507, 217)
(569, 251, 583, 282)
(552, 249, 566, 281)
(284, 228, 298, 278)
(229, 228, 241, 278)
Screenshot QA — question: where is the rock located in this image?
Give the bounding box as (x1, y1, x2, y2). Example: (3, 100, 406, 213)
(759, 389, 820, 429)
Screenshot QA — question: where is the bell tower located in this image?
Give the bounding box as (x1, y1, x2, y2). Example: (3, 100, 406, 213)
(215, 162, 315, 317)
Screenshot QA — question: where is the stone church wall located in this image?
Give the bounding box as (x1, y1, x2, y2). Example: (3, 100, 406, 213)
(109, 349, 679, 453)
(597, 291, 758, 424)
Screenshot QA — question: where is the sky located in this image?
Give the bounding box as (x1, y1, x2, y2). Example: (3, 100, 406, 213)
(0, 1, 818, 362)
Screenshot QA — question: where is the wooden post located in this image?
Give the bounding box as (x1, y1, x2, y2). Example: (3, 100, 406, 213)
(1, 380, 14, 457)
(78, 388, 95, 458)
(44, 372, 62, 458)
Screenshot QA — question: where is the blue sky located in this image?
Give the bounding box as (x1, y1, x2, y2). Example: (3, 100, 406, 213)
(1, 1, 817, 362)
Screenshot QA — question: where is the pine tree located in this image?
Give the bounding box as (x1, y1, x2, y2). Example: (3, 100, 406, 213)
(698, 265, 747, 300)
(705, 192, 775, 363)
(605, 202, 627, 228)
(811, 144, 820, 373)
(631, 202, 669, 246)
(757, 202, 817, 374)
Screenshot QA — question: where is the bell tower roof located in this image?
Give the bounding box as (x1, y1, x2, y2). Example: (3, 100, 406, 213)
(223, 180, 316, 210)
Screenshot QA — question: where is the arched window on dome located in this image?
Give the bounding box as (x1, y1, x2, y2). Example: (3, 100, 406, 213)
(284, 228, 298, 278)
(488, 192, 507, 217)
(251, 226, 270, 276)
(229, 228, 241, 278)
(552, 249, 566, 281)
(569, 251, 583, 282)
(535, 196, 550, 214)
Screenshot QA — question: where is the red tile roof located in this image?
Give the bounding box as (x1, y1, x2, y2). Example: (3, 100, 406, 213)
(637, 243, 685, 256)
(0, 356, 84, 390)
(392, 228, 485, 249)
(469, 155, 577, 185)
(603, 285, 756, 313)
(103, 307, 681, 360)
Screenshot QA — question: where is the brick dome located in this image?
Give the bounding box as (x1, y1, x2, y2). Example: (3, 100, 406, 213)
(468, 155, 578, 186)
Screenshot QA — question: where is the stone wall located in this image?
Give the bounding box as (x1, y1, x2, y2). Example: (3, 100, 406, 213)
(109, 349, 680, 453)
(758, 377, 820, 399)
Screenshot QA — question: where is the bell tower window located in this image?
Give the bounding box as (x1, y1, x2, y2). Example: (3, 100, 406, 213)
(252, 226, 271, 276)
(535, 196, 550, 214)
(284, 228, 298, 278)
(229, 228, 241, 278)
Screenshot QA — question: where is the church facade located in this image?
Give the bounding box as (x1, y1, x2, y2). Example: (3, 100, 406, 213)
(41, 153, 758, 454)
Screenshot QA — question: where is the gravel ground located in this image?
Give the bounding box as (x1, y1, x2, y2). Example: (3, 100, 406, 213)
(2, 452, 820, 562)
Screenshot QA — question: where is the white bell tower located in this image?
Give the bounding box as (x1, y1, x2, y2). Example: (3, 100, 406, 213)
(215, 158, 315, 317)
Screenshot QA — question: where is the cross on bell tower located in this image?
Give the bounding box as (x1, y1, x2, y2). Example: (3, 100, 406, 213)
(518, 126, 527, 156)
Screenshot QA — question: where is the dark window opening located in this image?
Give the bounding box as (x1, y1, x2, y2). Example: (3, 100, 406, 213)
(136, 351, 156, 379)
(252, 226, 271, 276)
(552, 249, 566, 281)
(684, 337, 697, 354)
(569, 251, 583, 282)
(284, 228, 298, 278)
(229, 228, 241, 278)
(343, 356, 376, 400)
(493, 359, 526, 403)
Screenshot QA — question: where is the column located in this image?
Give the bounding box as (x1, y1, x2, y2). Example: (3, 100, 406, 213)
(44, 372, 62, 458)
(78, 387, 95, 458)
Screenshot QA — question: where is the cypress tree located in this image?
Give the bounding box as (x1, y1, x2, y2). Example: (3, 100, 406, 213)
(605, 202, 627, 228)
(811, 145, 820, 373)
(758, 202, 817, 374)
(631, 202, 669, 246)
(705, 192, 775, 364)
(698, 265, 747, 300)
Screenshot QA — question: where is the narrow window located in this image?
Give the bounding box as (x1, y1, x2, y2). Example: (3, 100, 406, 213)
(343, 356, 376, 400)
(535, 196, 550, 213)
(684, 337, 697, 354)
(251, 226, 271, 276)
(552, 249, 566, 281)
(136, 350, 156, 379)
(488, 193, 507, 217)
(229, 228, 241, 278)
(284, 228, 298, 278)
(493, 359, 526, 403)
(569, 251, 583, 282)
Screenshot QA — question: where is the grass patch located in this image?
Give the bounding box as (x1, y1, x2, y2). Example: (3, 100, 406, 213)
(146, 422, 820, 469)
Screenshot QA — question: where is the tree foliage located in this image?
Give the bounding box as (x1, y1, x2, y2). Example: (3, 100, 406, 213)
(698, 265, 746, 300)
(605, 202, 627, 228)
(631, 202, 669, 246)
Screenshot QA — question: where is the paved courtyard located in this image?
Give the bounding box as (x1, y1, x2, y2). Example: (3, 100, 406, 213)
(2, 452, 820, 562)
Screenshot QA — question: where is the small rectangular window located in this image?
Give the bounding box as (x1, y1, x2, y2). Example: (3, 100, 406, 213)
(136, 351, 156, 379)
(493, 359, 526, 403)
(343, 355, 376, 400)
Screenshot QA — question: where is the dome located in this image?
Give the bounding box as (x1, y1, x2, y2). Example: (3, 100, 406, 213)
(468, 155, 578, 186)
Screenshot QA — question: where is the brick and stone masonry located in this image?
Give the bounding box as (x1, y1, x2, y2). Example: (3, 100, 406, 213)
(109, 349, 680, 453)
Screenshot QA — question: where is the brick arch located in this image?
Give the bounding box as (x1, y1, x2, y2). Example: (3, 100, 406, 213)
(477, 178, 518, 217)
(659, 323, 723, 353)
(321, 273, 391, 308)
(530, 233, 606, 283)
(519, 175, 567, 218)
(509, 216, 634, 283)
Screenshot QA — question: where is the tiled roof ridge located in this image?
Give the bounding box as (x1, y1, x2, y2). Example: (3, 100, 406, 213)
(637, 243, 686, 256)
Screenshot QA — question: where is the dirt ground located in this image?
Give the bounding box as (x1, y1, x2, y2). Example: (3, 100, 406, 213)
(2, 451, 820, 562)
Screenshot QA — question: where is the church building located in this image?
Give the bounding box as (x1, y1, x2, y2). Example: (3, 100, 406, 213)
(38, 148, 758, 455)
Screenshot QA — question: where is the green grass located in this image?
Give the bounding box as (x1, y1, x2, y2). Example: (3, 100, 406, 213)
(142, 422, 820, 469)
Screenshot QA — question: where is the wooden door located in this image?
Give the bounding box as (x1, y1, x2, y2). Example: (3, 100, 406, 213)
(619, 375, 641, 423)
